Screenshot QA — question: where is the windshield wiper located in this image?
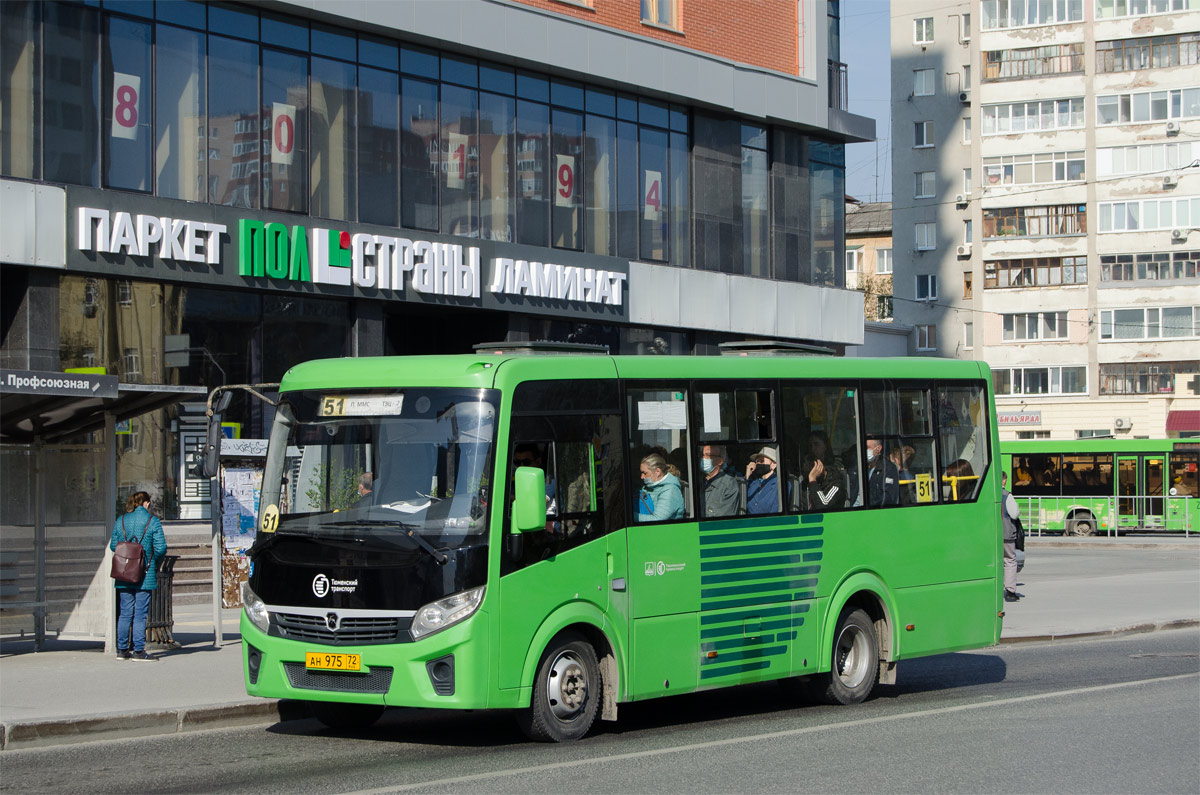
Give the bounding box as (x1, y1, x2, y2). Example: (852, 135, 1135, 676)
(400, 522, 448, 565)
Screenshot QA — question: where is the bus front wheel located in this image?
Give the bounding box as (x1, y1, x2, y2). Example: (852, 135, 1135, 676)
(517, 632, 600, 742)
(308, 701, 385, 730)
(1068, 514, 1095, 536)
(804, 607, 879, 705)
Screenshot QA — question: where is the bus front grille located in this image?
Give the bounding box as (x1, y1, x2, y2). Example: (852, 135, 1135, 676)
(273, 612, 403, 645)
(282, 662, 393, 694)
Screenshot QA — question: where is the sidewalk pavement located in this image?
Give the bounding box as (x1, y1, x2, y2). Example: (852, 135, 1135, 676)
(2, 537, 1197, 750)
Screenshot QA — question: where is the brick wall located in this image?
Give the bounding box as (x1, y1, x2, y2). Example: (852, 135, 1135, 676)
(510, 0, 800, 76)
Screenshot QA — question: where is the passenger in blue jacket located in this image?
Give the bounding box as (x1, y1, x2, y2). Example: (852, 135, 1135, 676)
(109, 491, 168, 661)
(636, 453, 685, 522)
(745, 446, 781, 514)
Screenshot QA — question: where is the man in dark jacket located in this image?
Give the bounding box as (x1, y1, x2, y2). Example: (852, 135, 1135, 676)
(699, 444, 741, 517)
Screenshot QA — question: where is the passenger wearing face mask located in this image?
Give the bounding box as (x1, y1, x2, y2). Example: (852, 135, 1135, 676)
(699, 444, 742, 518)
(636, 453, 685, 522)
(865, 437, 900, 507)
(745, 446, 781, 515)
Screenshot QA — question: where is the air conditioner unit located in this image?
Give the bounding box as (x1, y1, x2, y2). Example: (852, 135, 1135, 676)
(1166, 120, 1180, 135)
(956, 243, 972, 257)
(1113, 418, 1132, 431)
(1163, 174, 1178, 189)
(1172, 228, 1189, 241)
(955, 193, 968, 206)
(959, 91, 970, 104)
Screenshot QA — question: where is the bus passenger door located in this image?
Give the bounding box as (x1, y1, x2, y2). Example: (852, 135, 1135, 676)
(1116, 455, 1141, 530)
(1144, 456, 1164, 529)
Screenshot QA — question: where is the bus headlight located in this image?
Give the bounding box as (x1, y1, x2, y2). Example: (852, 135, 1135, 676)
(241, 582, 270, 634)
(410, 586, 485, 640)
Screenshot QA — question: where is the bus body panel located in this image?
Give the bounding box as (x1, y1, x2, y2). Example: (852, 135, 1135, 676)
(241, 609, 493, 710)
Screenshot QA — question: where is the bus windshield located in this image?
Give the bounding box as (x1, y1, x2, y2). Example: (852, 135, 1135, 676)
(262, 388, 498, 545)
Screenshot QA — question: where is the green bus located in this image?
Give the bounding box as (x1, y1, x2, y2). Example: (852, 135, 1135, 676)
(222, 350, 1003, 741)
(1002, 439, 1199, 536)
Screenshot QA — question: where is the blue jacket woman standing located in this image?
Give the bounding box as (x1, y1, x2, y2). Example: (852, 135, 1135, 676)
(109, 491, 167, 661)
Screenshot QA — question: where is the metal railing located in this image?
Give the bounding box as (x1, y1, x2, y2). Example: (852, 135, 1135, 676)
(828, 60, 848, 110)
(1013, 494, 1194, 538)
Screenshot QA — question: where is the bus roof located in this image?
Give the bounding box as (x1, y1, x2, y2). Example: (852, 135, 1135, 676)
(1003, 438, 1192, 455)
(278, 354, 991, 393)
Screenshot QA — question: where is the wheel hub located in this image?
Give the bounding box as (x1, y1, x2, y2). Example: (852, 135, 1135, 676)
(834, 624, 871, 688)
(546, 651, 588, 719)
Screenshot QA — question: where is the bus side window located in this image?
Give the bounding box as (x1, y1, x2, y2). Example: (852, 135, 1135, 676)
(862, 386, 938, 507)
(936, 383, 989, 503)
(781, 384, 857, 513)
(627, 385, 693, 522)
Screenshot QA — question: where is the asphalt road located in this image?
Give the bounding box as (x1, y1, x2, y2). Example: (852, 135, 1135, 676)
(3, 629, 1198, 794)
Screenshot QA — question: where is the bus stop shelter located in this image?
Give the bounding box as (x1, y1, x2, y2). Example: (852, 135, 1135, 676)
(0, 369, 206, 650)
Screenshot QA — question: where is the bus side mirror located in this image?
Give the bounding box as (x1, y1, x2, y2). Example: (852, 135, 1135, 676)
(195, 391, 233, 479)
(512, 466, 547, 533)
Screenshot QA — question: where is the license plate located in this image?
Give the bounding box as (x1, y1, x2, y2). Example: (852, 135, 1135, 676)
(305, 652, 361, 672)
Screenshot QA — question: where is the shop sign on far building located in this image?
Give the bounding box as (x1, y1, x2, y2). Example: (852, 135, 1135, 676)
(998, 410, 1041, 426)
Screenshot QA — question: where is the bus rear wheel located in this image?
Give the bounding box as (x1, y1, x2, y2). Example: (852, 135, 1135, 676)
(804, 607, 879, 705)
(517, 632, 600, 742)
(1068, 514, 1095, 536)
(308, 701, 385, 730)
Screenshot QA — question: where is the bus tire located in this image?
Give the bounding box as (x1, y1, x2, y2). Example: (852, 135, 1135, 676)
(1068, 513, 1095, 536)
(308, 701, 385, 730)
(517, 632, 600, 742)
(805, 607, 879, 705)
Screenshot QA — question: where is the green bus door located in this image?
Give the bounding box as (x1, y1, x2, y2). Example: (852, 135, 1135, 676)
(1117, 455, 1165, 530)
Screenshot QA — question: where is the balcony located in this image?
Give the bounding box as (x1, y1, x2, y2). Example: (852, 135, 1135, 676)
(828, 60, 848, 111)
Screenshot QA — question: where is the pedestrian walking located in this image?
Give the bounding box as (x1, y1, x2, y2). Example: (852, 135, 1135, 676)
(110, 491, 168, 661)
(1001, 472, 1021, 603)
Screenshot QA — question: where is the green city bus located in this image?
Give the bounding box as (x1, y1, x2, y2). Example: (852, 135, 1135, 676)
(1002, 439, 1199, 536)
(225, 349, 1003, 741)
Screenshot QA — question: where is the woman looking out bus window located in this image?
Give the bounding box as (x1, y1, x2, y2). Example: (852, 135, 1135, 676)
(637, 453, 685, 522)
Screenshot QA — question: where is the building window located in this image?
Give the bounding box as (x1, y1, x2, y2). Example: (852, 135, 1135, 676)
(914, 17, 934, 43)
(981, 0, 1084, 29)
(1097, 142, 1195, 177)
(962, 117, 972, 143)
(1097, 33, 1200, 73)
(916, 274, 938, 300)
(1002, 312, 1069, 341)
(964, 219, 973, 244)
(994, 365, 1087, 395)
(985, 257, 1088, 288)
(1100, 306, 1200, 340)
(914, 69, 935, 96)
(1097, 0, 1197, 20)
(983, 44, 1085, 80)
(915, 170, 936, 198)
(982, 98, 1085, 135)
(982, 151, 1086, 186)
(122, 346, 141, 378)
(1101, 251, 1200, 283)
(961, 12, 971, 40)
(963, 168, 973, 193)
(1097, 87, 1200, 125)
(983, 205, 1087, 238)
(1016, 431, 1051, 440)
(877, 248, 893, 274)
(877, 294, 894, 319)
(963, 321, 974, 348)
(1098, 196, 1200, 233)
(1099, 360, 1198, 395)
(963, 65, 971, 91)
(83, 278, 99, 309)
(845, 249, 863, 273)
(916, 324, 937, 351)
(963, 272, 973, 299)
(915, 222, 937, 251)
(641, 0, 679, 29)
(914, 120, 934, 148)
(117, 280, 132, 305)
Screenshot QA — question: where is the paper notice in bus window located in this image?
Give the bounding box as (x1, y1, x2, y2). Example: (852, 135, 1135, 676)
(661, 401, 687, 429)
(638, 401, 663, 430)
(702, 394, 722, 434)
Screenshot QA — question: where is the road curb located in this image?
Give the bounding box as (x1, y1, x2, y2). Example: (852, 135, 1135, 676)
(0, 699, 311, 751)
(1025, 539, 1197, 550)
(1000, 618, 1200, 644)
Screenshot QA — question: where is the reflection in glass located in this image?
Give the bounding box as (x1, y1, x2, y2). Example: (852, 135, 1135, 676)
(44, 2, 100, 186)
(263, 48, 308, 213)
(669, 131, 689, 267)
(616, 120, 638, 259)
(311, 57, 356, 221)
(207, 34, 258, 208)
(1, 0, 40, 179)
(551, 109, 583, 250)
(479, 91, 513, 242)
(639, 127, 668, 261)
(155, 24, 205, 201)
(743, 146, 768, 276)
(584, 114, 616, 256)
(440, 83, 478, 237)
(401, 77, 438, 231)
(515, 99, 549, 246)
(104, 16, 152, 191)
(357, 66, 398, 227)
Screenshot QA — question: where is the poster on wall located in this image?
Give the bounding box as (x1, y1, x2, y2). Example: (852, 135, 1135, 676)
(220, 461, 262, 608)
(111, 72, 141, 140)
(555, 154, 575, 206)
(271, 102, 296, 165)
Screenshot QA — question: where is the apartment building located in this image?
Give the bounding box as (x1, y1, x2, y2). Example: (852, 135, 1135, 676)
(891, 0, 1200, 440)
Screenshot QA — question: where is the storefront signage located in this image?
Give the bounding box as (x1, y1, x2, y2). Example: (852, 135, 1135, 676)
(997, 410, 1041, 426)
(67, 192, 629, 317)
(78, 207, 225, 265)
